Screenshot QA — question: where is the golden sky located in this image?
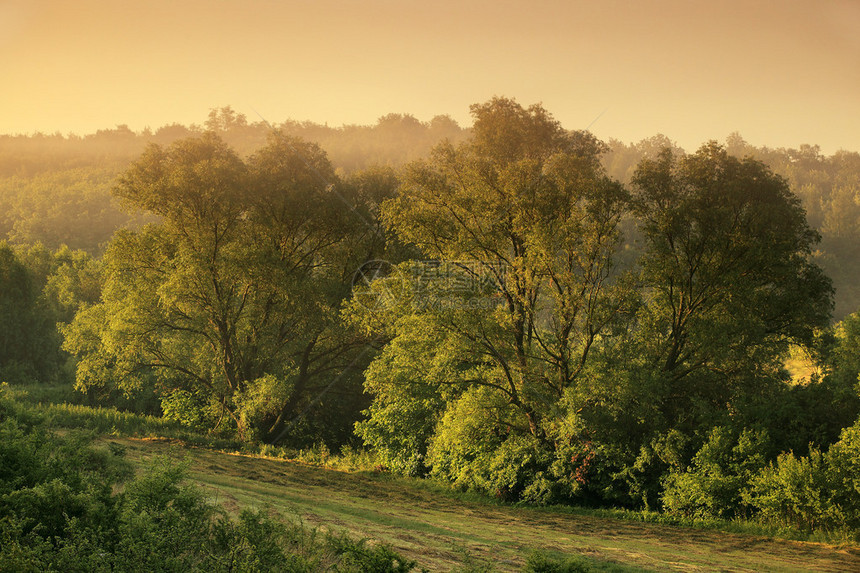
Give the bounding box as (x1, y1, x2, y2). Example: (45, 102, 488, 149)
(2, 0, 858, 152)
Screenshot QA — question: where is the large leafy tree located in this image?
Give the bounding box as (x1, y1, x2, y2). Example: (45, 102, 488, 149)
(353, 98, 633, 497)
(0, 243, 53, 382)
(0, 242, 87, 384)
(354, 108, 836, 506)
(572, 145, 835, 506)
(630, 143, 833, 428)
(64, 133, 391, 443)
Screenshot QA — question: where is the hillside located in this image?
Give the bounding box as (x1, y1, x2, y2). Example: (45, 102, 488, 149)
(118, 436, 860, 572)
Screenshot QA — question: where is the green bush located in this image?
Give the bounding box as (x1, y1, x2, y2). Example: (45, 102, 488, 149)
(524, 551, 592, 572)
(160, 388, 218, 432)
(748, 417, 860, 533)
(428, 387, 567, 504)
(0, 390, 417, 572)
(354, 323, 452, 476)
(748, 448, 840, 531)
(662, 427, 769, 519)
(827, 420, 860, 524)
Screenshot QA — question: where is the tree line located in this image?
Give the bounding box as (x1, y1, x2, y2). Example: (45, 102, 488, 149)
(2, 98, 860, 531)
(3, 106, 858, 319)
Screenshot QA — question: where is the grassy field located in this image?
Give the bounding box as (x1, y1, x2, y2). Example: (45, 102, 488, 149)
(110, 436, 860, 572)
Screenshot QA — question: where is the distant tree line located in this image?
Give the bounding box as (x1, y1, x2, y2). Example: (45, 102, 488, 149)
(2, 106, 858, 318)
(2, 99, 860, 532)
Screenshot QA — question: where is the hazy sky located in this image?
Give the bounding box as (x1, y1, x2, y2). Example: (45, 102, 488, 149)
(2, 0, 858, 152)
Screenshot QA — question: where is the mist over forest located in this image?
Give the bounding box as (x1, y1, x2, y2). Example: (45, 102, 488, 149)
(2, 106, 859, 318)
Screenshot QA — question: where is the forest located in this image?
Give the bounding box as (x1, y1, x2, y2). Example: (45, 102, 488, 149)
(3, 98, 860, 563)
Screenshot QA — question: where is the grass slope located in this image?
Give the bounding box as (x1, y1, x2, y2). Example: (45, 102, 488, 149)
(116, 437, 860, 572)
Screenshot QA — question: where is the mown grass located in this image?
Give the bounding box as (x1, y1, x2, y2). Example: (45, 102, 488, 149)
(111, 436, 860, 572)
(305, 459, 859, 547)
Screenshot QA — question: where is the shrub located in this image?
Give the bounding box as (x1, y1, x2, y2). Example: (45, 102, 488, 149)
(747, 416, 860, 533)
(428, 387, 566, 503)
(747, 448, 841, 531)
(662, 427, 769, 519)
(0, 389, 417, 572)
(827, 419, 860, 525)
(160, 388, 217, 432)
(524, 551, 591, 572)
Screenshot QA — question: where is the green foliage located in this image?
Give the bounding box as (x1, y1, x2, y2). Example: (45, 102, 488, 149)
(631, 143, 833, 432)
(0, 166, 146, 254)
(0, 384, 187, 439)
(358, 98, 633, 504)
(827, 422, 860, 524)
(748, 448, 839, 532)
(233, 374, 295, 442)
(0, 242, 107, 392)
(609, 136, 860, 321)
(60, 300, 159, 408)
(353, 315, 459, 475)
(0, 389, 417, 572)
(0, 111, 466, 252)
(159, 388, 219, 431)
(746, 417, 860, 533)
(765, 146, 860, 320)
(662, 427, 769, 519)
(733, 313, 860, 458)
(828, 310, 860, 387)
(8, 101, 858, 536)
(64, 132, 393, 444)
(427, 386, 568, 504)
(358, 100, 834, 519)
(524, 550, 645, 573)
(0, 242, 64, 384)
(543, 142, 835, 511)
(37, 245, 103, 323)
(603, 429, 690, 510)
(27, 401, 183, 437)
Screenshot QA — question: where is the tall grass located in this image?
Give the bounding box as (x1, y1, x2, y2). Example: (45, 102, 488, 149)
(3, 382, 81, 406)
(255, 442, 383, 473)
(38, 401, 182, 435)
(0, 383, 244, 452)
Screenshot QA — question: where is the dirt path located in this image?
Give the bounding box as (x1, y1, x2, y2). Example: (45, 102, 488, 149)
(119, 437, 860, 572)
